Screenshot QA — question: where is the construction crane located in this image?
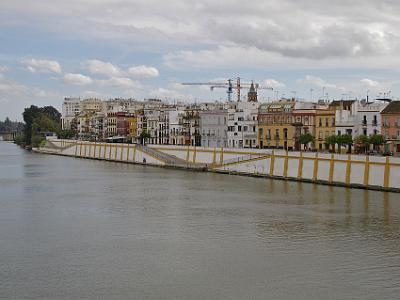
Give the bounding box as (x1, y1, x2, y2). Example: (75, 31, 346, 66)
(181, 77, 273, 102)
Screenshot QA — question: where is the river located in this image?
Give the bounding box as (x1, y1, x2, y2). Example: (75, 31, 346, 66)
(0, 141, 399, 299)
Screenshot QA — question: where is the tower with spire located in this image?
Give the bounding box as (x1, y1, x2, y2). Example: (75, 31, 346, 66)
(247, 81, 257, 102)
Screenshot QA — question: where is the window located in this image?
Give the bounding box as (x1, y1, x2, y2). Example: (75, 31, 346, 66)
(238, 126, 242, 132)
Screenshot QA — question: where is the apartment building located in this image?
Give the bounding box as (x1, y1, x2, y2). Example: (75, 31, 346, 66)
(200, 110, 228, 148)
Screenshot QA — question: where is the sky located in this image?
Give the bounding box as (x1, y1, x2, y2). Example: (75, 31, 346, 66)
(1, 0, 400, 120)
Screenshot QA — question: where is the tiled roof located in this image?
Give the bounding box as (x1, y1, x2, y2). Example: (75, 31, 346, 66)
(381, 101, 400, 114)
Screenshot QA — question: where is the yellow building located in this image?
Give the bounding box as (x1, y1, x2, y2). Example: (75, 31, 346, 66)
(106, 112, 117, 137)
(315, 109, 336, 151)
(126, 114, 137, 141)
(258, 100, 296, 150)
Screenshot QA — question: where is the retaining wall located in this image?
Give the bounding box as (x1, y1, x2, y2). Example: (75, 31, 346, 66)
(39, 140, 400, 192)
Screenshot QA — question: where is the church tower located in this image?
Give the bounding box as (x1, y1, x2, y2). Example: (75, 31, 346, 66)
(247, 81, 257, 102)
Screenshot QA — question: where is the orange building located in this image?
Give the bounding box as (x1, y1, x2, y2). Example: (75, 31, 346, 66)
(381, 101, 400, 154)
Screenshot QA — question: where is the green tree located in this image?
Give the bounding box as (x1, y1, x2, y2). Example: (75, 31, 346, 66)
(354, 135, 370, 153)
(369, 134, 385, 152)
(299, 133, 315, 150)
(59, 129, 76, 139)
(337, 134, 353, 154)
(22, 105, 61, 146)
(139, 131, 151, 145)
(325, 135, 337, 153)
(31, 115, 61, 147)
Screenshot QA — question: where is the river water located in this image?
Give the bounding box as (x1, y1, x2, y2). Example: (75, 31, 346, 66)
(0, 141, 399, 299)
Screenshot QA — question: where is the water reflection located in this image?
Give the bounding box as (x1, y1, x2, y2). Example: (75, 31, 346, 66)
(1, 142, 400, 300)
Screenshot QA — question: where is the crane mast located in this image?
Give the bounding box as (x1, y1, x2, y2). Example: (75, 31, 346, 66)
(181, 77, 273, 102)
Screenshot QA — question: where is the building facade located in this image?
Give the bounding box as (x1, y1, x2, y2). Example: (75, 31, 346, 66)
(228, 101, 259, 148)
(381, 101, 400, 154)
(258, 100, 295, 150)
(200, 110, 228, 148)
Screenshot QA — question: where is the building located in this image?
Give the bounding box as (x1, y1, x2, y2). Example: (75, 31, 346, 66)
(292, 102, 317, 150)
(258, 100, 295, 150)
(330, 100, 357, 137)
(200, 110, 228, 148)
(315, 107, 336, 151)
(168, 109, 185, 145)
(106, 112, 117, 138)
(76, 110, 105, 140)
(182, 106, 201, 146)
(355, 101, 387, 137)
(381, 101, 400, 154)
(61, 97, 80, 130)
(127, 114, 137, 142)
(228, 101, 259, 148)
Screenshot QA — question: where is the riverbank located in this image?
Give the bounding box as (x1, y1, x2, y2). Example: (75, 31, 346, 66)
(36, 139, 400, 193)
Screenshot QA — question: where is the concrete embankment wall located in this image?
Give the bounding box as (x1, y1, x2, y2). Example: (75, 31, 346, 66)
(41, 140, 166, 166)
(40, 140, 400, 192)
(148, 144, 400, 191)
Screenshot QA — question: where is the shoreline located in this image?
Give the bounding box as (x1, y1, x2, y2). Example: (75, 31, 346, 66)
(34, 142, 400, 193)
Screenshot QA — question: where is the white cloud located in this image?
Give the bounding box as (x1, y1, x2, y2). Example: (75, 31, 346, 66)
(265, 79, 285, 89)
(128, 65, 159, 78)
(22, 58, 62, 73)
(150, 88, 194, 101)
(82, 90, 103, 98)
(298, 75, 343, 90)
(63, 73, 93, 85)
(97, 77, 142, 89)
(360, 78, 379, 87)
(83, 59, 123, 77)
(0, 74, 57, 98)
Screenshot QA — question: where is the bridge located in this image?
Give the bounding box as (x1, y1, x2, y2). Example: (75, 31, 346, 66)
(0, 132, 17, 141)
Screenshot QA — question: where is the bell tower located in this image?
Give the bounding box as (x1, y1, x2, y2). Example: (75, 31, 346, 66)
(247, 81, 257, 102)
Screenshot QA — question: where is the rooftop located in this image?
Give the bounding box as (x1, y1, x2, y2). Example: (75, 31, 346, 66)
(381, 101, 400, 114)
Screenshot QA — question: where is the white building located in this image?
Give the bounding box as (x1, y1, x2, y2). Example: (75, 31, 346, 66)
(227, 101, 260, 148)
(355, 101, 387, 137)
(333, 100, 387, 138)
(61, 97, 80, 130)
(168, 109, 185, 145)
(200, 110, 228, 147)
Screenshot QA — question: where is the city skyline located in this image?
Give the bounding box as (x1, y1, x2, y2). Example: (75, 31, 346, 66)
(2, 0, 400, 120)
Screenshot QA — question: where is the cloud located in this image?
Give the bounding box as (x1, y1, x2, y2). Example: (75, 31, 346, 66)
(150, 88, 194, 100)
(128, 65, 159, 78)
(22, 58, 62, 73)
(0, 74, 57, 97)
(360, 78, 379, 87)
(0, 66, 9, 72)
(265, 79, 285, 89)
(83, 59, 123, 77)
(63, 73, 93, 85)
(5, 0, 400, 62)
(298, 75, 343, 90)
(82, 90, 103, 98)
(97, 77, 142, 89)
